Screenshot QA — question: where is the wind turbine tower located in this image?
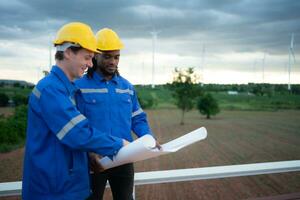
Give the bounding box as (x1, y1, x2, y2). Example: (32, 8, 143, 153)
(46, 20, 53, 73)
(201, 44, 205, 86)
(49, 34, 52, 71)
(262, 51, 266, 83)
(149, 14, 160, 89)
(288, 33, 296, 91)
(150, 31, 158, 88)
(252, 59, 257, 83)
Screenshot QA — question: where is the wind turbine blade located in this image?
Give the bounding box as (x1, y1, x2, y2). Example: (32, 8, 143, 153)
(149, 13, 156, 32)
(291, 33, 294, 49)
(291, 49, 296, 63)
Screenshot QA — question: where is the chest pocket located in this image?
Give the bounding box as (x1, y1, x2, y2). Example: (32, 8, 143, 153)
(81, 93, 105, 104)
(117, 93, 133, 121)
(116, 88, 133, 106)
(118, 93, 132, 104)
(81, 93, 106, 120)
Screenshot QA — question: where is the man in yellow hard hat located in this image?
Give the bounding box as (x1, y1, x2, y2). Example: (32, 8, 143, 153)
(22, 22, 128, 200)
(75, 28, 161, 200)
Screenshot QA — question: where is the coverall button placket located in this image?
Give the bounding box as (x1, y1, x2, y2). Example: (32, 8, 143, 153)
(107, 80, 113, 134)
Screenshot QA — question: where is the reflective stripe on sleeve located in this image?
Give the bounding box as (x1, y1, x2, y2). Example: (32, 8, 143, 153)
(132, 108, 144, 118)
(57, 114, 86, 140)
(69, 97, 76, 106)
(32, 87, 41, 99)
(116, 88, 134, 95)
(80, 88, 108, 93)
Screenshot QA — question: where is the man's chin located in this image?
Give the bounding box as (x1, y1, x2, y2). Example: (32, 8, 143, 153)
(75, 72, 84, 79)
(103, 70, 116, 76)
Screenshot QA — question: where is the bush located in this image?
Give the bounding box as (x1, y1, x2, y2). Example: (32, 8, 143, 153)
(0, 93, 9, 106)
(0, 105, 27, 152)
(12, 94, 28, 106)
(292, 85, 300, 95)
(197, 93, 220, 119)
(13, 82, 21, 88)
(137, 92, 158, 109)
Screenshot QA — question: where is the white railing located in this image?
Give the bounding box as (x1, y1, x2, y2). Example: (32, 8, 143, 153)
(1, 160, 300, 197)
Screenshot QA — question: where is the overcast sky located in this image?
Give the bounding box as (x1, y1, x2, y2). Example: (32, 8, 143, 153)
(0, 0, 299, 84)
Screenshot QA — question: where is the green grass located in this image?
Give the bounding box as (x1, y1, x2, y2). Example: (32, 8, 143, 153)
(136, 85, 176, 109)
(211, 92, 300, 111)
(135, 86, 300, 111)
(0, 87, 32, 98)
(0, 142, 24, 152)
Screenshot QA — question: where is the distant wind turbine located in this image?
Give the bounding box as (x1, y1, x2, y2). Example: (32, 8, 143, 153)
(46, 20, 53, 72)
(141, 53, 145, 86)
(200, 44, 205, 86)
(49, 33, 52, 71)
(288, 33, 296, 91)
(262, 51, 266, 83)
(149, 14, 160, 89)
(252, 59, 257, 83)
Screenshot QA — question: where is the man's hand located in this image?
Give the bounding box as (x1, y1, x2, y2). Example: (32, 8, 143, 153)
(123, 139, 130, 146)
(89, 152, 104, 173)
(155, 140, 162, 150)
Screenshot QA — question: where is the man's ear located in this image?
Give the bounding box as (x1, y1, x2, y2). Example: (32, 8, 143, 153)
(63, 48, 72, 60)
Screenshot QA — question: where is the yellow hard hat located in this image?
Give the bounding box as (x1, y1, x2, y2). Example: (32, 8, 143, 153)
(53, 22, 98, 53)
(95, 28, 124, 51)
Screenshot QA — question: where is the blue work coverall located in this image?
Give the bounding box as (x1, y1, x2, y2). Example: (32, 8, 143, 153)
(75, 72, 153, 143)
(22, 66, 123, 200)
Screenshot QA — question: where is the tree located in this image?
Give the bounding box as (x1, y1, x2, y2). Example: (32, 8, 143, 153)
(169, 67, 202, 125)
(137, 93, 157, 109)
(0, 105, 27, 152)
(0, 93, 9, 107)
(197, 93, 220, 119)
(12, 94, 28, 106)
(13, 82, 21, 88)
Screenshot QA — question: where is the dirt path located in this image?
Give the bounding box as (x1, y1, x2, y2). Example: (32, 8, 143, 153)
(1, 109, 300, 200)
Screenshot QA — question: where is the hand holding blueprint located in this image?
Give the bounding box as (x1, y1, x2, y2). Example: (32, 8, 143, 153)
(99, 127, 207, 170)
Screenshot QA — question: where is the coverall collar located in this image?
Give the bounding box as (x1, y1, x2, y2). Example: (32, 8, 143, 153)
(51, 65, 78, 95)
(94, 71, 120, 85)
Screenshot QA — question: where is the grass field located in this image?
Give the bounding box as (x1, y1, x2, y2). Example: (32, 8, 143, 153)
(212, 92, 300, 110)
(132, 109, 300, 200)
(0, 107, 14, 117)
(0, 109, 300, 199)
(135, 86, 300, 111)
(0, 87, 31, 98)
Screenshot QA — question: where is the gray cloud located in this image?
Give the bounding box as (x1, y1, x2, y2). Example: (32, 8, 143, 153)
(0, 0, 299, 58)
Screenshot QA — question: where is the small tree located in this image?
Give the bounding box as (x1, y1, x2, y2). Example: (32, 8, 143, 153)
(0, 93, 9, 107)
(169, 67, 202, 125)
(12, 94, 28, 106)
(137, 93, 157, 109)
(197, 93, 220, 119)
(0, 105, 27, 152)
(13, 82, 21, 88)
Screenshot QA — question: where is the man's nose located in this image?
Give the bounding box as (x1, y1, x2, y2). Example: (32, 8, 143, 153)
(87, 59, 93, 68)
(110, 58, 117, 66)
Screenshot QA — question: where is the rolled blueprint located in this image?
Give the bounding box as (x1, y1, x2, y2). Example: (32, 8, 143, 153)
(99, 127, 207, 170)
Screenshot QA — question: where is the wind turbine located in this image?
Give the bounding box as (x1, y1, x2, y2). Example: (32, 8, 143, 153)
(200, 44, 205, 86)
(140, 53, 145, 86)
(149, 14, 160, 89)
(46, 20, 53, 73)
(262, 51, 266, 83)
(252, 59, 257, 83)
(49, 33, 52, 72)
(288, 33, 296, 91)
(36, 66, 42, 83)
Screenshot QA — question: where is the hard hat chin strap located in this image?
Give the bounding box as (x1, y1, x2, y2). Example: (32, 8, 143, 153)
(56, 42, 81, 52)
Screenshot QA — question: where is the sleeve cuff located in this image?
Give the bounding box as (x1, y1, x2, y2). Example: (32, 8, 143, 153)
(110, 135, 123, 155)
